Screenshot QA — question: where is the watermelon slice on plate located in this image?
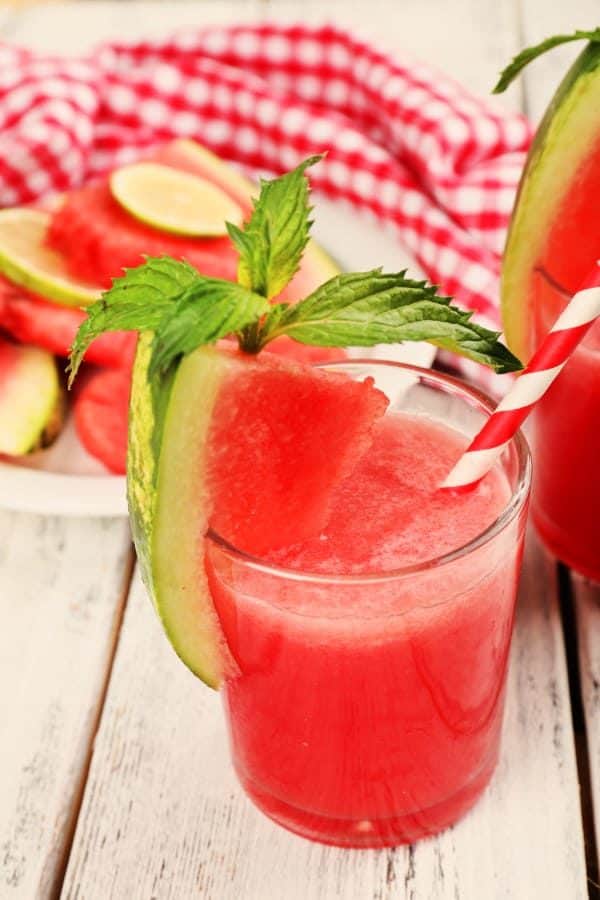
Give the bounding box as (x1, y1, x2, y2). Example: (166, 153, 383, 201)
(48, 140, 339, 297)
(0, 208, 102, 308)
(0, 335, 63, 455)
(73, 367, 131, 475)
(0, 142, 432, 518)
(0, 276, 136, 368)
(128, 339, 387, 685)
(48, 180, 240, 289)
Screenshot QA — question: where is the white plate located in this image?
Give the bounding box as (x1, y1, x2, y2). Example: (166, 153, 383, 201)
(0, 194, 435, 517)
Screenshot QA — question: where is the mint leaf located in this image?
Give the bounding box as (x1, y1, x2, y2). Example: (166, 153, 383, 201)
(69, 257, 198, 383)
(149, 280, 269, 376)
(258, 270, 522, 374)
(494, 29, 600, 93)
(226, 155, 322, 299)
(69, 163, 521, 385)
(68, 257, 268, 384)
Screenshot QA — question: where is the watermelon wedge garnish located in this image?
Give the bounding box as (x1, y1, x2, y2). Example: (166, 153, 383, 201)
(263, 336, 346, 364)
(65, 155, 519, 687)
(128, 339, 387, 685)
(501, 38, 600, 359)
(0, 335, 63, 455)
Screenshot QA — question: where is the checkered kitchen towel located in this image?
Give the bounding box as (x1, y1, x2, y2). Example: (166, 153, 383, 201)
(0, 22, 532, 378)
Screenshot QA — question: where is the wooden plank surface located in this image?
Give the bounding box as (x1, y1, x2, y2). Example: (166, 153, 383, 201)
(0, 512, 132, 900)
(0, 10, 134, 898)
(0, 0, 594, 897)
(575, 576, 600, 876)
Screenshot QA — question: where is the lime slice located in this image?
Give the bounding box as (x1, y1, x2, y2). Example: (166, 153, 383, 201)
(0, 208, 101, 307)
(110, 162, 244, 237)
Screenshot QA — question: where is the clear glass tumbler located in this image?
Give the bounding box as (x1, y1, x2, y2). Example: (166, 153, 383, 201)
(205, 361, 531, 848)
(531, 267, 600, 582)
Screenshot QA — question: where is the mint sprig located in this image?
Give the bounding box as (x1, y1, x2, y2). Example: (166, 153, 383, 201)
(226, 155, 321, 300)
(255, 270, 520, 374)
(148, 280, 269, 376)
(69, 156, 522, 381)
(494, 29, 600, 93)
(69, 257, 197, 382)
(68, 257, 269, 383)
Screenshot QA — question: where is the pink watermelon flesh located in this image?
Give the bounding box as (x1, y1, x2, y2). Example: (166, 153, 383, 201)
(47, 180, 240, 288)
(0, 275, 136, 368)
(74, 367, 131, 473)
(47, 141, 338, 300)
(0, 336, 23, 391)
(205, 350, 388, 556)
(264, 336, 347, 364)
(539, 134, 600, 294)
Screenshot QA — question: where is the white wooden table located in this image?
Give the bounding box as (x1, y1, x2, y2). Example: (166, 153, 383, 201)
(1, 2, 599, 898)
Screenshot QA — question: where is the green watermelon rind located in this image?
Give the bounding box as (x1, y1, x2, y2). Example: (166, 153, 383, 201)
(501, 41, 600, 360)
(127, 335, 230, 688)
(0, 341, 63, 455)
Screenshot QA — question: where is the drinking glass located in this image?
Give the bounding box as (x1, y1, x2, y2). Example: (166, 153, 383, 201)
(206, 361, 531, 848)
(531, 268, 600, 581)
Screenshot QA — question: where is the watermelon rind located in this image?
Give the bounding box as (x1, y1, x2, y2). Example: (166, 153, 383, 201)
(127, 335, 230, 688)
(502, 41, 600, 360)
(0, 340, 63, 455)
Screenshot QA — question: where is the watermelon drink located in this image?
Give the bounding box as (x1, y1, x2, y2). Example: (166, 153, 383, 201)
(531, 269, 600, 581)
(206, 361, 531, 848)
(68, 159, 524, 850)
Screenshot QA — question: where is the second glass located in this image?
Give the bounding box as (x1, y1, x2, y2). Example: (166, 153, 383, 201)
(531, 268, 600, 582)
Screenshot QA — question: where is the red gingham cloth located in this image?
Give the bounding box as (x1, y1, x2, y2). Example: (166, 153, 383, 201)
(0, 22, 532, 379)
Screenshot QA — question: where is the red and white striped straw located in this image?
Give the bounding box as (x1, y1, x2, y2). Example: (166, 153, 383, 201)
(442, 261, 600, 490)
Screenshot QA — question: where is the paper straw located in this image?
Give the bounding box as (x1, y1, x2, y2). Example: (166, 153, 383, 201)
(442, 261, 600, 489)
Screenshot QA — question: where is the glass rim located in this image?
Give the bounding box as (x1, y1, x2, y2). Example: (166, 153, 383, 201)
(206, 359, 532, 585)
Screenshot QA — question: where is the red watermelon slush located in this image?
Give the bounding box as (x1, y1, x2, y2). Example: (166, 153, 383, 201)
(530, 269, 600, 582)
(206, 362, 530, 848)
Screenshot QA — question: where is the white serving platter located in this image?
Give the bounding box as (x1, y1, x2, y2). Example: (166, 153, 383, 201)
(0, 193, 435, 517)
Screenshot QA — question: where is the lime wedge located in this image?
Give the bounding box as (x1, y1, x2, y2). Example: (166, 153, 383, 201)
(0, 208, 101, 307)
(110, 162, 244, 237)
